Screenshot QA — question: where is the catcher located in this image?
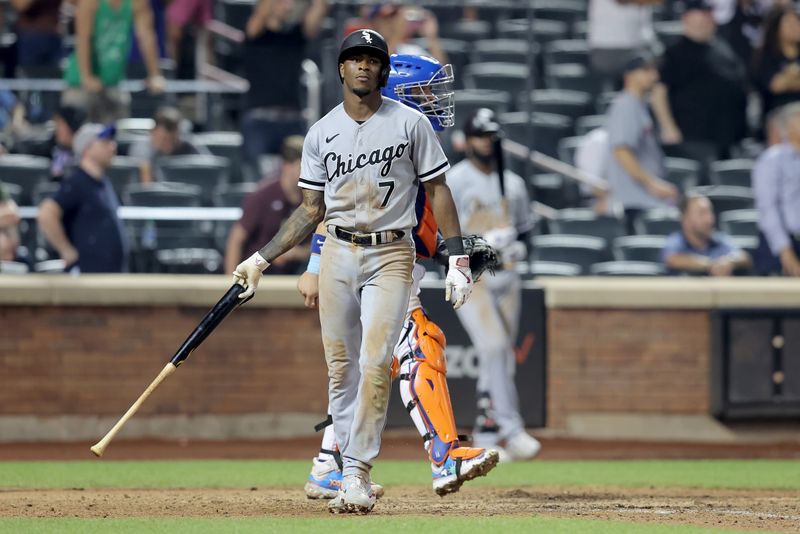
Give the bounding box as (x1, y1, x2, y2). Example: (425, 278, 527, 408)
(298, 54, 501, 500)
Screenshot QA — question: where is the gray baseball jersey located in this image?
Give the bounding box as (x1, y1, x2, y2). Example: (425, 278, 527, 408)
(446, 159, 532, 444)
(299, 97, 450, 233)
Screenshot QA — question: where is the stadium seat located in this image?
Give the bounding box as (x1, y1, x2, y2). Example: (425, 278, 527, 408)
(0, 261, 30, 274)
(34, 259, 67, 273)
(719, 209, 758, 238)
(499, 111, 573, 159)
(533, 0, 586, 27)
(543, 39, 590, 73)
(691, 185, 755, 216)
(530, 173, 579, 210)
(214, 181, 258, 208)
(549, 208, 626, 243)
(636, 207, 681, 236)
(31, 182, 60, 206)
(125, 182, 202, 207)
(557, 136, 584, 166)
(156, 154, 231, 205)
(546, 63, 592, 91)
(497, 19, 569, 43)
(439, 20, 492, 42)
(589, 261, 666, 276)
(519, 89, 593, 121)
(107, 156, 141, 199)
(116, 118, 155, 136)
(531, 234, 607, 273)
(193, 131, 244, 182)
(464, 62, 530, 98)
(529, 260, 582, 277)
(654, 20, 684, 47)
(613, 235, 668, 263)
(155, 248, 223, 274)
(453, 89, 512, 130)
(729, 235, 759, 257)
(575, 115, 606, 136)
(2, 183, 23, 204)
(709, 159, 754, 188)
(594, 91, 618, 114)
(472, 39, 537, 65)
(572, 20, 589, 40)
(664, 157, 701, 191)
(0, 154, 50, 205)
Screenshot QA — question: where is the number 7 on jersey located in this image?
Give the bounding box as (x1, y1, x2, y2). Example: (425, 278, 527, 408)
(378, 180, 395, 208)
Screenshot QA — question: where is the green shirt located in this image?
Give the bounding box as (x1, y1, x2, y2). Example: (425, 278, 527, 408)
(64, 0, 134, 87)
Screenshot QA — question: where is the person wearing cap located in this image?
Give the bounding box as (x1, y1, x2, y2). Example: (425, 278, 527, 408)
(224, 135, 308, 276)
(606, 53, 679, 233)
(651, 0, 748, 171)
(241, 0, 328, 180)
(37, 124, 128, 273)
(128, 106, 207, 183)
(446, 108, 541, 462)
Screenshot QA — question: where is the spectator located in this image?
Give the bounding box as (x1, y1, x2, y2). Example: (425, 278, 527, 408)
(224, 135, 308, 275)
(753, 3, 800, 130)
(662, 193, 751, 275)
(128, 106, 207, 183)
(713, 0, 776, 69)
(0, 188, 29, 266)
(241, 0, 327, 179)
(62, 0, 165, 123)
(37, 124, 129, 273)
(587, 0, 661, 91)
(574, 127, 612, 214)
(752, 102, 800, 276)
(166, 0, 211, 72)
(129, 0, 168, 77)
(651, 0, 748, 168)
(21, 105, 86, 181)
(360, 4, 448, 65)
(605, 53, 678, 233)
(10, 0, 62, 74)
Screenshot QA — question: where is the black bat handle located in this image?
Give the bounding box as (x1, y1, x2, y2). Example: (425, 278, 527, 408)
(492, 135, 506, 198)
(169, 283, 251, 367)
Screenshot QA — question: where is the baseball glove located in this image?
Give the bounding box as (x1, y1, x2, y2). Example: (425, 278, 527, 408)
(434, 234, 500, 281)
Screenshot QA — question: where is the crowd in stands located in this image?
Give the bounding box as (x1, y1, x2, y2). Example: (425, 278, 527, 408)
(1, 0, 800, 277)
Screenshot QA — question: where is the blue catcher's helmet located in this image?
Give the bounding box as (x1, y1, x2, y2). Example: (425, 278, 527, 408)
(382, 54, 455, 131)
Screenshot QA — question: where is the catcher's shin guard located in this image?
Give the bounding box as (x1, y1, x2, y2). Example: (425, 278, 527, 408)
(398, 309, 464, 466)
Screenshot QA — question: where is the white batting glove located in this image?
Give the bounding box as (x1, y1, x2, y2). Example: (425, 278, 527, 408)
(445, 255, 473, 309)
(232, 252, 270, 299)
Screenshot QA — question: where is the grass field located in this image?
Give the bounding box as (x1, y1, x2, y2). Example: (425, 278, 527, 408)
(2, 459, 798, 533)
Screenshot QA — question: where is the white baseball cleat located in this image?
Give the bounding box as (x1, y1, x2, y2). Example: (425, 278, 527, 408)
(340, 472, 376, 514)
(505, 432, 542, 461)
(306, 457, 384, 500)
(431, 448, 500, 496)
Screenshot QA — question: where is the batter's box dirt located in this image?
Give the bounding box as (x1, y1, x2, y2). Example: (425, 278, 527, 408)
(1, 487, 797, 532)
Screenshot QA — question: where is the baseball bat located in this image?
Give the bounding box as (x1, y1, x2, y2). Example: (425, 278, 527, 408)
(492, 133, 506, 199)
(90, 283, 252, 457)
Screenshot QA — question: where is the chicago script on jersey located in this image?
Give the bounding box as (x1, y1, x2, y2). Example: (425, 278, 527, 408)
(323, 142, 409, 181)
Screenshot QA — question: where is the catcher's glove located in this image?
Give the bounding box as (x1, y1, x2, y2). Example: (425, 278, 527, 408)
(434, 234, 500, 281)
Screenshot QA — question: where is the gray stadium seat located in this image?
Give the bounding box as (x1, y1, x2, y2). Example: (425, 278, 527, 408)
(654, 20, 684, 47)
(549, 208, 626, 244)
(519, 89, 593, 121)
(116, 118, 155, 136)
(0, 154, 50, 205)
(34, 259, 67, 273)
(691, 185, 755, 216)
(1, 182, 23, 204)
(0, 261, 30, 274)
(589, 261, 666, 276)
(497, 19, 569, 43)
(533, 0, 586, 27)
(499, 111, 573, 158)
(530, 173, 579, 210)
(464, 62, 531, 99)
(557, 136, 584, 166)
(31, 182, 60, 206)
(719, 209, 758, 238)
(193, 131, 244, 182)
(636, 207, 681, 236)
(532, 234, 607, 273)
(543, 39, 590, 72)
(107, 156, 141, 199)
(594, 91, 618, 114)
(546, 63, 592, 91)
(729, 235, 759, 258)
(453, 89, 512, 131)
(613, 235, 668, 263)
(125, 182, 202, 207)
(575, 115, 606, 136)
(472, 39, 537, 65)
(214, 181, 258, 208)
(157, 154, 231, 205)
(709, 159, 754, 188)
(155, 248, 223, 274)
(664, 157, 701, 191)
(439, 20, 492, 42)
(572, 20, 589, 40)
(529, 261, 582, 277)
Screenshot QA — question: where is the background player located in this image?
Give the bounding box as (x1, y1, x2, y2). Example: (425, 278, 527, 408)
(301, 54, 500, 500)
(447, 109, 542, 462)
(232, 30, 473, 515)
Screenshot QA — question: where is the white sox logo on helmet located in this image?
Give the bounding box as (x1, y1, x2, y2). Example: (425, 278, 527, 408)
(361, 30, 373, 43)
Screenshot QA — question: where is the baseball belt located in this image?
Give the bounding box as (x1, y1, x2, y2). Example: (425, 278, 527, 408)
(329, 225, 405, 246)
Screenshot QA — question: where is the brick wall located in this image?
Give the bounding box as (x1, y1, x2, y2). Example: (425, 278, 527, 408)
(547, 309, 711, 428)
(0, 306, 329, 417)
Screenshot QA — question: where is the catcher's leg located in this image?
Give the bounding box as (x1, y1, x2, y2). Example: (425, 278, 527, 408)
(397, 308, 499, 496)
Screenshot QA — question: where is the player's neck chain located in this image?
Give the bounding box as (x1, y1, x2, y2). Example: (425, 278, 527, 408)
(324, 142, 409, 182)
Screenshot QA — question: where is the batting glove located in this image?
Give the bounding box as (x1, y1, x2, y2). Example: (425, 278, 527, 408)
(233, 251, 270, 299)
(445, 254, 473, 310)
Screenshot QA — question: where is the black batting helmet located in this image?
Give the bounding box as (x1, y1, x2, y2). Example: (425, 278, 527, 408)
(338, 29, 391, 87)
(464, 108, 502, 137)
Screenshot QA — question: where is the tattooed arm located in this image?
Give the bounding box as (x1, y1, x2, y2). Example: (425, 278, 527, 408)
(233, 189, 325, 298)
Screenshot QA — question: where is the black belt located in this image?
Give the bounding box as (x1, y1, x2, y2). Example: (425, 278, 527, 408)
(329, 225, 405, 246)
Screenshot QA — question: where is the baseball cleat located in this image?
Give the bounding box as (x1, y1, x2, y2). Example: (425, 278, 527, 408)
(431, 447, 500, 496)
(306, 457, 385, 500)
(328, 472, 375, 514)
(505, 432, 542, 461)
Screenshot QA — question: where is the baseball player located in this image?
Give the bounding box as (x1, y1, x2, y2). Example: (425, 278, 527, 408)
(300, 54, 500, 501)
(446, 109, 542, 462)
(233, 30, 473, 514)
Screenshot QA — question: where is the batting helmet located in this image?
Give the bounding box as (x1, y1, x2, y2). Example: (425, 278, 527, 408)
(338, 29, 391, 87)
(464, 108, 502, 137)
(382, 54, 455, 131)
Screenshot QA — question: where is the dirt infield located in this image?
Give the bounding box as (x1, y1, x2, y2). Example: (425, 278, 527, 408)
(2, 433, 800, 461)
(1, 486, 798, 532)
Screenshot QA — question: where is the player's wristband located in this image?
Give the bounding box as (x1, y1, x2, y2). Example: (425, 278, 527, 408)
(445, 236, 465, 256)
(306, 233, 326, 274)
